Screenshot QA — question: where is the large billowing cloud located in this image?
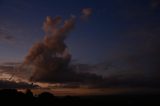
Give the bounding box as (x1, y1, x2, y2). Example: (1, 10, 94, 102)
(24, 16, 74, 82)
(22, 15, 104, 86)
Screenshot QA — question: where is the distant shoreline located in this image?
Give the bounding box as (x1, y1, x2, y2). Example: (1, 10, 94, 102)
(17, 87, 160, 96)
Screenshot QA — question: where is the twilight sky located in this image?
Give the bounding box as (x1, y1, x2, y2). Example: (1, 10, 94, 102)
(0, 0, 159, 63)
(0, 0, 160, 89)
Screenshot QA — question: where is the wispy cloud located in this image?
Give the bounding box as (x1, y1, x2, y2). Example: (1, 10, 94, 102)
(81, 8, 93, 20)
(151, 0, 160, 8)
(0, 28, 16, 43)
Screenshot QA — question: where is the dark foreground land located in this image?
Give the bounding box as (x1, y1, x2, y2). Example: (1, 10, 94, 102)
(0, 89, 160, 105)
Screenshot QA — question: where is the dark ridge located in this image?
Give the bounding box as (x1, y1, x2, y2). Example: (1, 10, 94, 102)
(0, 89, 160, 105)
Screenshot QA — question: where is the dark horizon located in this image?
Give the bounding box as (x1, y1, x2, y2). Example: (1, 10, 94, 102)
(0, 89, 160, 105)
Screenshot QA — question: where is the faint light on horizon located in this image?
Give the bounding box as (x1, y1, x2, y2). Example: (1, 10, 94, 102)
(0, 70, 29, 83)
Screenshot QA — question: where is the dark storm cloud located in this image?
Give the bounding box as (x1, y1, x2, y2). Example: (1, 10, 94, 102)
(68, 22, 160, 88)
(110, 0, 160, 82)
(71, 63, 92, 73)
(94, 25, 160, 84)
(87, 0, 160, 86)
(71, 63, 160, 88)
(123, 25, 160, 68)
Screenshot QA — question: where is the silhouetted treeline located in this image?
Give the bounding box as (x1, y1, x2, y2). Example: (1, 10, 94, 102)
(0, 89, 160, 105)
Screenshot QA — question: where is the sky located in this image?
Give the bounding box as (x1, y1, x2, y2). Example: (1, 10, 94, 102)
(0, 0, 159, 63)
(0, 0, 160, 91)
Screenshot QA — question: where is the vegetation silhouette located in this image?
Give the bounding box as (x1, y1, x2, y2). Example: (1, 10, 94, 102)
(0, 89, 160, 105)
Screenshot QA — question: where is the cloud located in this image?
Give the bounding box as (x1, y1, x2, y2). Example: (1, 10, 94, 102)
(0, 63, 38, 89)
(151, 0, 160, 8)
(89, 24, 160, 87)
(0, 29, 16, 42)
(81, 8, 93, 20)
(0, 80, 38, 89)
(23, 16, 75, 82)
(18, 15, 109, 88)
(0, 63, 32, 81)
(65, 23, 160, 88)
(1, 62, 21, 66)
(124, 25, 160, 72)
